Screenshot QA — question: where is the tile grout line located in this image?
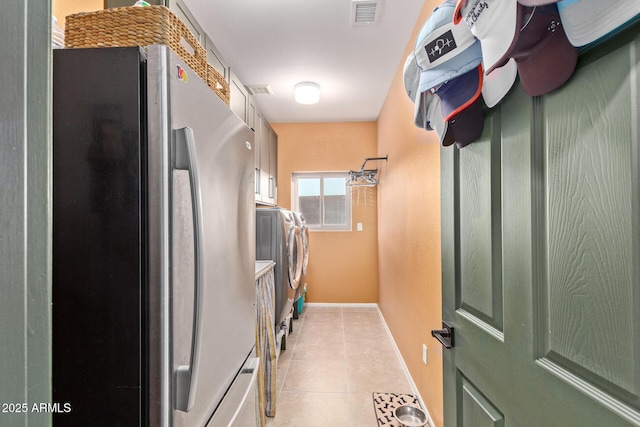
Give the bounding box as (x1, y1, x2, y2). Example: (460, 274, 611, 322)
(341, 307, 350, 396)
(282, 310, 303, 386)
(274, 312, 301, 400)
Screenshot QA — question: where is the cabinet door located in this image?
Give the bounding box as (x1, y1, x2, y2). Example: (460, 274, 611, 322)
(247, 96, 257, 131)
(166, 0, 204, 45)
(254, 110, 263, 200)
(229, 70, 249, 123)
(259, 118, 271, 203)
(204, 35, 227, 81)
(268, 127, 277, 204)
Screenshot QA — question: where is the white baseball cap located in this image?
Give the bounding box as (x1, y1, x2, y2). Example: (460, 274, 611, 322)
(454, 0, 519, 74)
(482, 58, 517, 108)
(557, 0, 640, 47)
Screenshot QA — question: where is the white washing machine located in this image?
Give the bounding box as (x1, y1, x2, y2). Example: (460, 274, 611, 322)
(256, 208, 303, 332)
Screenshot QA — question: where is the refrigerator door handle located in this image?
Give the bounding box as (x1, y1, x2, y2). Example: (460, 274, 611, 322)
(173, 127, 204, 412)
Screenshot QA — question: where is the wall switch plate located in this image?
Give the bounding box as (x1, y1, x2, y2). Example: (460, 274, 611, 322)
(357, 223, 363, 231)
(422, 344, 428, 365)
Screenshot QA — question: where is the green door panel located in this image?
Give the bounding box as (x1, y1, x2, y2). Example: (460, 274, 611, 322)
(461, 375, 505, 427)
(538, 35, 637, 396)
(458, 113, 503, 332)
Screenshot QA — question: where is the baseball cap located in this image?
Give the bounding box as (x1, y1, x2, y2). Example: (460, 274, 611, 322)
(403, 52, 427, 128)
(403, 52, 455, 146)
(507, 4, 577, 96)
(557, 0, 640, 47)
(415, 0, 483, 93)
(454, 0, 519, 74)
(482, 58, 517, 108)
(518, 0, 558, 5)
(425, 92, 456, 146)
(435, 65, 484, 147)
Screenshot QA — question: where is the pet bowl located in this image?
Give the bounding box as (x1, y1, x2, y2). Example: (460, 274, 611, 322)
(393, 405, 427, 427)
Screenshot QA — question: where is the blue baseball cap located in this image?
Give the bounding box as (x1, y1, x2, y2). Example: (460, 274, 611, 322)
(403, 52, 455, 146)
(414, 0, 483, 93)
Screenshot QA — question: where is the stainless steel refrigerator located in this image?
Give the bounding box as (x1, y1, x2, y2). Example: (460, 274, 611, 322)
(53, 46, 257, 426)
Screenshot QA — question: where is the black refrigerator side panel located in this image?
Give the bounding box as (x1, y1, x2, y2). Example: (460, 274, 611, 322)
(53, 47, 146, 426)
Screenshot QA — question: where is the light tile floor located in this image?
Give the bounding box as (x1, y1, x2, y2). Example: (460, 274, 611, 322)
(266, 305, 415, 427)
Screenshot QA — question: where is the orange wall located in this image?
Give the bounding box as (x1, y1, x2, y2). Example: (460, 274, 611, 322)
(376, 1, 444, 425)
(271, 122, 378, 303)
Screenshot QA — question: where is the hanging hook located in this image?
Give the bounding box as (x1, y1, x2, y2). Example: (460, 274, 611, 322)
(346, 155, 388, 187)
(357, 155, 388, 174)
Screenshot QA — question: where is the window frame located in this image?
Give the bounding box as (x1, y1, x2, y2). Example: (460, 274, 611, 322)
(291, 171, 352, 232)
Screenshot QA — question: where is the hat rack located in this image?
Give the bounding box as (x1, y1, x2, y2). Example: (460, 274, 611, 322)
(346, 155, 388, 187)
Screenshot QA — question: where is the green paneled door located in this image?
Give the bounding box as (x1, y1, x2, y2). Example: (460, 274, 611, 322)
(439, 22, 640, 427)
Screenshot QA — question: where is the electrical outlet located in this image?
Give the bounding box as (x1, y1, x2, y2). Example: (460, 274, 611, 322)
(422, 344, 428, 365)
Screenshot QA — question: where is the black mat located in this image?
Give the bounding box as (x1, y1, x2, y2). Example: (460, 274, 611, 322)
(372, 392, 424, 426)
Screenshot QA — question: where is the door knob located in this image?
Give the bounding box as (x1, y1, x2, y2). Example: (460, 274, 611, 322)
(431, 322, 454, 349)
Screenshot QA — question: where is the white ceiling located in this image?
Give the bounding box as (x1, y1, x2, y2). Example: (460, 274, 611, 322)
(182, 0, 426, 123)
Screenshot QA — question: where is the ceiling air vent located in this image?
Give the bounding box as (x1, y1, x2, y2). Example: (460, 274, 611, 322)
(245, 85, 273, 95)
(351, 0, 380, 25)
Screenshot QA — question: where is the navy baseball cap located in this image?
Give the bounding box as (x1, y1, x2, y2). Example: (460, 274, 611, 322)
(435, 65, 484, 147)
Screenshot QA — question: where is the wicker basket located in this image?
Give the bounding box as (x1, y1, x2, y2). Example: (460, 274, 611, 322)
(206, 64, 230, 106)
(64, 6, 207, 84)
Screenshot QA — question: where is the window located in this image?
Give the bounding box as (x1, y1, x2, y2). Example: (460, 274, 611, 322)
(292, 172, 351, 231)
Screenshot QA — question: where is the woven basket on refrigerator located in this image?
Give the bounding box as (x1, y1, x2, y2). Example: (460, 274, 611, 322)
(64, 6, 207, 84)
(206, 64, 230, 106)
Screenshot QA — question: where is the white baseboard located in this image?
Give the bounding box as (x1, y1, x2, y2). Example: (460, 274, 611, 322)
(375, 305, 435, 427)
(304, 302, 378, 308)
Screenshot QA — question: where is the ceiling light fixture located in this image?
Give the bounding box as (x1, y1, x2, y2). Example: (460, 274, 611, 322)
(294, 82, 320, 104)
